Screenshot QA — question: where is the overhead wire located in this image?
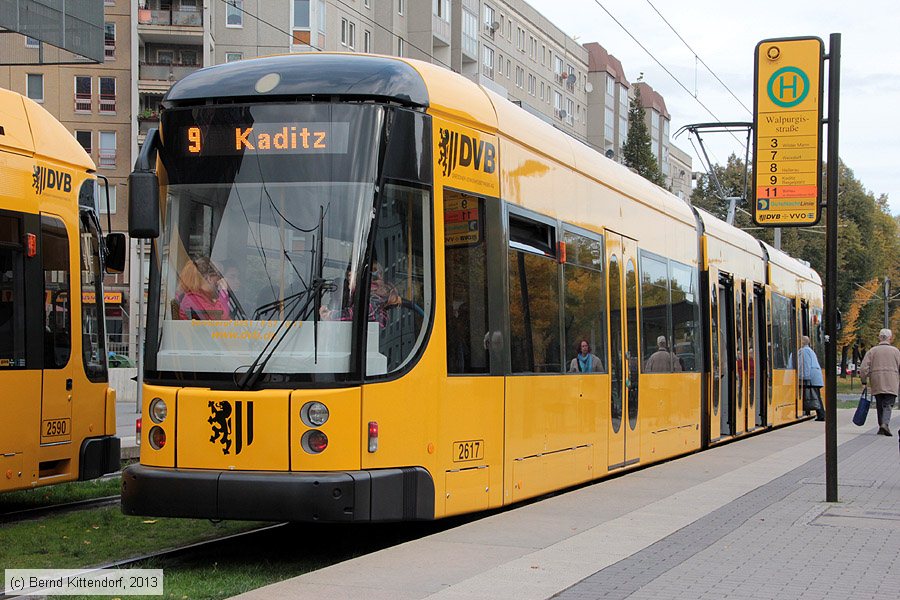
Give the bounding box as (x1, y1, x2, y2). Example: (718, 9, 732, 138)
(588, 0, 747, 154)
(643, 0, 753, 116)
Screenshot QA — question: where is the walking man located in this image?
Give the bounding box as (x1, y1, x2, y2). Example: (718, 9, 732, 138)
(858, 329, 900, 436)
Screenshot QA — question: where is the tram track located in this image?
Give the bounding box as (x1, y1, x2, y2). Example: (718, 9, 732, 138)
(0, 495, 121, 524)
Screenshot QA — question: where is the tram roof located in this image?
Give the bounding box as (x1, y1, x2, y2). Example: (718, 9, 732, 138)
(695, 207, 766, 259)
(760, 240, 822, 285)
(162, 53, 430, 108)
(0, 88, 94, 171)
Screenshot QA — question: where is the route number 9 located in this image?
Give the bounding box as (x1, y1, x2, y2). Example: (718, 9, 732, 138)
(188, 127, 201, 153)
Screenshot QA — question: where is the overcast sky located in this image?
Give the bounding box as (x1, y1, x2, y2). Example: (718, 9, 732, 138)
(528, 0, 900, 215)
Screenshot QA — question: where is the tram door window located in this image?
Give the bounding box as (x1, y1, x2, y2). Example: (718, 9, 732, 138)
(753, 286, 767, 427)
(41, 214, 73, 444)
(79, 209, 107, 382)
(507, 213, 560, 373)
(625, 259, 639, 435)
(445, 191, 490, 374)
(718, 278, 733, 436)
(735, 286, 745, 433)
(747, 289, 758, 428)
(608, 255, 623, 434)
(710, 281, 721, 440)
(0, 214, 25, 368)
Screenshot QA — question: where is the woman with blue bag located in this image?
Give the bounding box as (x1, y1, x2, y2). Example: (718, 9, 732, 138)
(798, 336, 825, 421)
(858, 329, 900, 436)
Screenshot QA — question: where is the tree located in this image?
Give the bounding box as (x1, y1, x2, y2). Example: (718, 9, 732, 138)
(621, 84, 666, 187)
(690, 153, 751, 224)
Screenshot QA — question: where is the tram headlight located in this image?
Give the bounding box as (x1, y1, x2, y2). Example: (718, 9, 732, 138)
(148, 426, 166, 450)
(301, 430, 328, 454)
(301, 401, 329, 427)
(149, 397, 168, 424)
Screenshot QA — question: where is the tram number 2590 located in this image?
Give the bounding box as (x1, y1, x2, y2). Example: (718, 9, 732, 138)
(42, 418, 70, 437)
(452, 439, 484, 462)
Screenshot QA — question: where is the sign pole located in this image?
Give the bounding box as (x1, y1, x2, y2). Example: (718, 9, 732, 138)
(824, 33, 840, 503)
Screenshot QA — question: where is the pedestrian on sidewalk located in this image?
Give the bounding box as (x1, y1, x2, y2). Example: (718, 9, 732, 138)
(858, 328, 900, 437)
(798, 335, 825, 421)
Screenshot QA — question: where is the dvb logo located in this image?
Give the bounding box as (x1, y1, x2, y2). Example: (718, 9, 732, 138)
(32, 165, 72, 195)
(438, 128, 496, 177)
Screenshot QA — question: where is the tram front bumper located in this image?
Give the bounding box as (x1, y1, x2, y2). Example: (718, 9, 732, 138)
(120, 464, 434, 522)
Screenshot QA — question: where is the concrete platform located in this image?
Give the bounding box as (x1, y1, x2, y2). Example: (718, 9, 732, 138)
(231, 409, 900, 600)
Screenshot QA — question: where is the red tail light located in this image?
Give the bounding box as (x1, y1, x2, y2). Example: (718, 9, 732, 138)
(301, 430, 328, 454)
(368, 421, 378, 453)
(148, 426, 166, 450)
(135, 417, 142, 446)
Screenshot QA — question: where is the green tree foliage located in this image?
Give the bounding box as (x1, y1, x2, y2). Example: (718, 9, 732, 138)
(622, 85, 666, 187)
(690, 153, 751, 225)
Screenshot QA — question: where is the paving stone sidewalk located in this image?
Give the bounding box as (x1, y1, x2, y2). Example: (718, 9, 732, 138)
(554, 429, 900, 600)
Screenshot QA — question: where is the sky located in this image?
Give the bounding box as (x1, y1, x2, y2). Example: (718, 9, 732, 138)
(529, 0, 900, 215)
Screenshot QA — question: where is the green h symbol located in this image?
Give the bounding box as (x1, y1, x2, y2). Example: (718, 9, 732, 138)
(779, 74, 799, 100)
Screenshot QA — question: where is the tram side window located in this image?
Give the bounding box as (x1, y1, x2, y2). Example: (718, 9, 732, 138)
(640, 253, 671, 372)
(563, 230, 606, 373)
(771, 293, 795, 369)
(79, 209, 107, 381)
(445, 192, 489, 374)
(812, 308, 825, 366)
(42, 216, 71, 368)
(0, 216, 25, 368)
(508, 214, 560, 373)
(670, 261, 699, 372)
(365, 182, 432, 377)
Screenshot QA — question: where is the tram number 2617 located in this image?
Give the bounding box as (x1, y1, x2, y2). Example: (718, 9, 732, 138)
(453, 440, 484, 462)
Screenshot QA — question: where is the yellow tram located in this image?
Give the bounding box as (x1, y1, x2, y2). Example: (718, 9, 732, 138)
(0, 88, 125, 492)
(121, 54, 823, 521)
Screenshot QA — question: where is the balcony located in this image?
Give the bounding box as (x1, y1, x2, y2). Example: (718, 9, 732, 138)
(432, 14, 450, 47)
(138, 7, 203, 45)
(139, 9, 202, 27)
(139, 63, 201, 83)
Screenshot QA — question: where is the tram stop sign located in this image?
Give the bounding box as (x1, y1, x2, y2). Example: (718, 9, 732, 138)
(753, 37, 824, 227)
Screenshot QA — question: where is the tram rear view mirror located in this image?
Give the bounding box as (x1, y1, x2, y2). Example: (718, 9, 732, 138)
(129, 129, 160, 239)
(104, 232, 127, 274)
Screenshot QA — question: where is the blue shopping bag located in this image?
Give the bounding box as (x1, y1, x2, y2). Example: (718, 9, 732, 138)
(852, 387, 870, 426)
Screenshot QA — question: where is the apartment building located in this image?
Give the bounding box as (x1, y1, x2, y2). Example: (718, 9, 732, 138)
(0, 0, 134, 353)
(585, 42, 629, 161)
(633, 80, 672, 183)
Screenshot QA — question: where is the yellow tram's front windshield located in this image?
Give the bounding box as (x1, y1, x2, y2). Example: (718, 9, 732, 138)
(147, 102, 433, 384)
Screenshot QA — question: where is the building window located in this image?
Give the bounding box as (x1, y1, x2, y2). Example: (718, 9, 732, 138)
(225, 52, 243, 62)
(100, 184, 117, 214)
(398, 0, 405, 16)
(497, 53, 503, 76)
(75, 76, 91, 112)
(104, 22, 115, 59)
(397, 37, 404, 56)
(180, 50, 197, 66)
(566, 98, 575, 125)
(516, 27, 525, 51)
(99, 132, 116, 168)
(294, 0, 310, 27)
(26, 73, 43, 102)
(226, 0, 243, 27)
(462, 9, 477, 57)
(365, 0, 370, 7)
(25, 36, 39, 48)
(364, 30, 371, 53)
(482, 45, 494, 78)
(340, 18, 355, 49)
(75, 130, 92, 155)
(434, 0, 450, 20)
(528, 74, 536, 96)
(157, 49, 174, 64)
(99, 77, 116, 114)
(484, 4, 494, 29)
(317, 0, 326, 47)
(553, 55, 563, 78)
(515, 66, 523, 89)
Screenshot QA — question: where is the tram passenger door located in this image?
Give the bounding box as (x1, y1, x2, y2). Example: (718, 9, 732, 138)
(708, 267, 721, 442)
(748, 284, 764, 429)
(606, 233, 640, 470)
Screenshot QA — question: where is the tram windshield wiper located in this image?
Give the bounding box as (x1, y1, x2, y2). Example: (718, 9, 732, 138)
(236, 206, 333, 390)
